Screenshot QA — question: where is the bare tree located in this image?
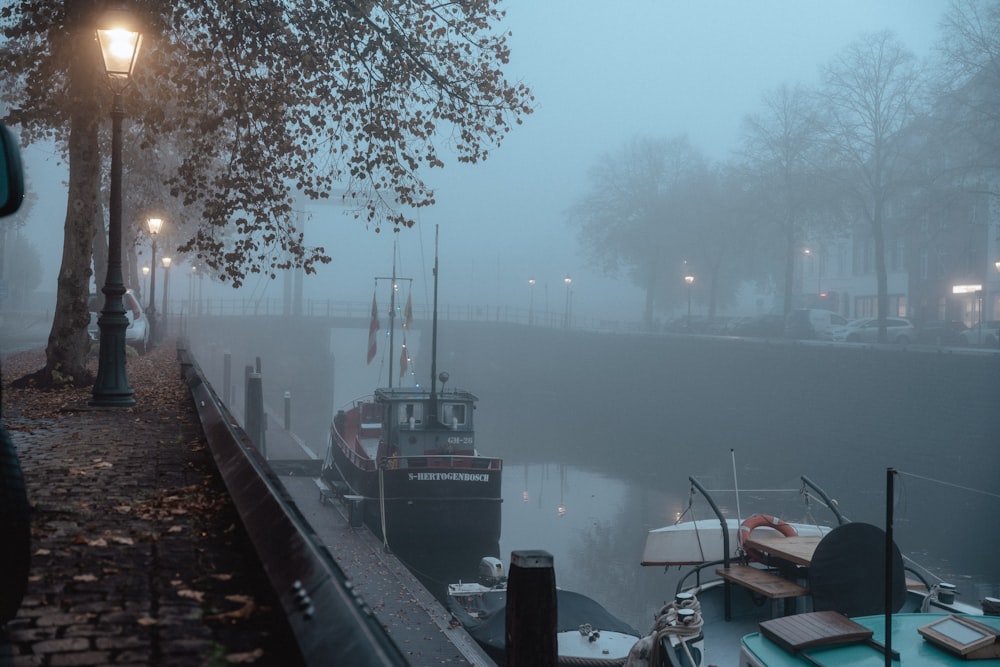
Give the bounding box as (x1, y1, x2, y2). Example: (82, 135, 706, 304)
(818, 31, 927, 340)
(935, 0, 1000, 179)
(568, 135, 706, 329)
(0, 1, 533, 387)
(740, 83, 829, 316)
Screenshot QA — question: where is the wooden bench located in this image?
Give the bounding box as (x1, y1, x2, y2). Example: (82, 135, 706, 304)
(716, 565, 810, 599)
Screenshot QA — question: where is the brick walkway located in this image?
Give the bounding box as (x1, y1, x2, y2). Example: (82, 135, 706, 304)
(1, 343, 303, 666)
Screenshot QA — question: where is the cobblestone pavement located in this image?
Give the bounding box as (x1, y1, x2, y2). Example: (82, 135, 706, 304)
(1, 342, 304, 667)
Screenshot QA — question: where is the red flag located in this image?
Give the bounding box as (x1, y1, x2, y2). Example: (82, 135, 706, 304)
(399, 336, 408, 381)
(367, 293, 379, 364)
(403, 292, 413, 329)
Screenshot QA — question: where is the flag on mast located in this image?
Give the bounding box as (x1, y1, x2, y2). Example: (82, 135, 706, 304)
(367, 293, 379, 364)
(399, 336, 408, 381)
(403, 291, 413, 328)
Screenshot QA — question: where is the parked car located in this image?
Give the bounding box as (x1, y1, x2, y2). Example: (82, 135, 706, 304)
(784, 308, 849, 340)
(958, 320, 1000, 347)
(88, 289, 151, 355)
(916, 320, 968, 346)
(730, 314, 785, 338)
(830, 317, 916, 344)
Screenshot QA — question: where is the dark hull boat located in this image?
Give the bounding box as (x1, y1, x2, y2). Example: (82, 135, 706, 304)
(322, 386, 503, 547)
(321, 227, 502, 550)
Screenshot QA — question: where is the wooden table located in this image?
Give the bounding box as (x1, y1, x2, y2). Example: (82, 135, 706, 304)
(744, 535, 823, 567)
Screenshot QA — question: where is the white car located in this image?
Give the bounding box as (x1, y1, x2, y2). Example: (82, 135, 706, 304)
(959, 320, 1000, 347)
(88, 289, 151, 355)
(831, 317, 916, 344)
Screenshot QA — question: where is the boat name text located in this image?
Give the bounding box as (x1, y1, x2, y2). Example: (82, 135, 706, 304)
(407, 472, 490, 482)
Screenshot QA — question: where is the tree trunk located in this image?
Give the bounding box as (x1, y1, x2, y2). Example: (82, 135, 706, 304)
(42, 27, 102, 387)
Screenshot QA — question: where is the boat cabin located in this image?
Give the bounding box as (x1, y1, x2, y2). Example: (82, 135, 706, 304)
(374, 387, 477, 458)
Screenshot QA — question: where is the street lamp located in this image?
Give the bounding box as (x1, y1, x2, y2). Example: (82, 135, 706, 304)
(146, 216, 162, 344)
(528, 277, 536, 325)
(91, 10, 142, 407)
(804, 248, 821, 297)
(161, 256, 172, 340)
(563, 275, 572, 328)
(684, 274, 694, 331)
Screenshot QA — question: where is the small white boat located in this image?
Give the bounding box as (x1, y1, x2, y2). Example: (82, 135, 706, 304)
(448, 557, 643, 666)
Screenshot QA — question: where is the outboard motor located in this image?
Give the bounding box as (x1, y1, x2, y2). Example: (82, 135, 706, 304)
(477, 556, 506, 587)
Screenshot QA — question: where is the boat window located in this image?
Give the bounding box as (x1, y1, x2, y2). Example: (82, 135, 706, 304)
(400, 403, 423, 425)
(442, 403, 466, 426)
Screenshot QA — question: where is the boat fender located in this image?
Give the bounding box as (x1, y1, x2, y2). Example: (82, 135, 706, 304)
(739, 514, 798, 564)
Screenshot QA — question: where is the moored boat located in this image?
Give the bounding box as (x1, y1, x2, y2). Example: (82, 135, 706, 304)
(323, 384, 503, 547)
(627, 473, 999, 667)
(320, 228, 502, 550)
(448, 557, 644, 666)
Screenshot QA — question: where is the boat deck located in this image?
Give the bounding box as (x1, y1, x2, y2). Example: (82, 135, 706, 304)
(742, 613, 1000, 666)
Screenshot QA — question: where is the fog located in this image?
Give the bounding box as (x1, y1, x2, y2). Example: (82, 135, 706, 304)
(18, 1, 947, 324)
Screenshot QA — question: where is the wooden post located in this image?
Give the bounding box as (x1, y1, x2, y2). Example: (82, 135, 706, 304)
(246, 372, 265, 459)
(284, 391, 292, 431)
(506, 550, 557, 667)
(223, 351, 231, 410)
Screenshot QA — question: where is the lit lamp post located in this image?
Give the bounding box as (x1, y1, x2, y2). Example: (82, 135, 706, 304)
(804, 248, 820, 297)
(684, 274, 694, 331)
(146, 216, 162, 345)
(91, 11, 142, 407)
(161, 257, 172, 340)
(563, 275, 572, 328)
(528, 277, 536, 325)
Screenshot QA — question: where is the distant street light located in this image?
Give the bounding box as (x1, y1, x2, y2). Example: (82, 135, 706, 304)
(146, 216, 162, 344)
(161, 256, 172, 340)
(91, 9, 142, 407)
(684, 273, 694, 332)
(563, 275, 572, 328)
(528, 277, 536, 325)
(804, 248, 820, 296)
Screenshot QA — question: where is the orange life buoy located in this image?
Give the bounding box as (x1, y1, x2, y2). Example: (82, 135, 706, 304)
(739, 514, 798, 563)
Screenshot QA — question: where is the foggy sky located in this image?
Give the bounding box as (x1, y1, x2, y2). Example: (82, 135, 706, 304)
(19, 1, 946, 323)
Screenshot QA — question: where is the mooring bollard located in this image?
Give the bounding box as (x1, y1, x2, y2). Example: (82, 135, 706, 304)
(223, 351, 231, 409)
(245, 372, 265, 459)
(505, 549, 557, 667)
(284, 391, 292, 431)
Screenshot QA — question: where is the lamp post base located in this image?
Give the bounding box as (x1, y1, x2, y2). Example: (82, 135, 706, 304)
(90, 311, 136, 408)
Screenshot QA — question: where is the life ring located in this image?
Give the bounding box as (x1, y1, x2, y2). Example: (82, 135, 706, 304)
(739, 514, 798, 563)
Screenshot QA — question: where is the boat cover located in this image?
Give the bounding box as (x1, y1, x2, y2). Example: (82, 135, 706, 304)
(453, 588, 641, 652)
(809, 522, 906, 617)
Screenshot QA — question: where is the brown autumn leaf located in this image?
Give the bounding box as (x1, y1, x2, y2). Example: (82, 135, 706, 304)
(227, 648, 264, 664)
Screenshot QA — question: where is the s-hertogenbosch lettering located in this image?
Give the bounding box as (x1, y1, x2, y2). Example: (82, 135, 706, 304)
(408, 472, 491, 482)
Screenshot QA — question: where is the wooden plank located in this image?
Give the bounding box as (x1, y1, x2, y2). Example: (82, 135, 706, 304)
(744, 535, 822, 567)
(716, 565, 810, 599)
(759, 611, 872, 652)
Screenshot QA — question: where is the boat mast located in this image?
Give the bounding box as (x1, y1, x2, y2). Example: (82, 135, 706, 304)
(388, 241, 397, 387)
(429, 226, 439, 422)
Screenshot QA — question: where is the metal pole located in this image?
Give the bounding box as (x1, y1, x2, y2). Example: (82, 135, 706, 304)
(161, 263, 170, 339)
(147, 236, 157, 344)
(687, 286, 692, 331)
(91, 91, 135, 407)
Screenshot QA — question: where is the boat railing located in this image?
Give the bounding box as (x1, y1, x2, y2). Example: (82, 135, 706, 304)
(384, 454, 502, 471)
(334, 434, 377, 472)
(675, 559, 729, 597)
